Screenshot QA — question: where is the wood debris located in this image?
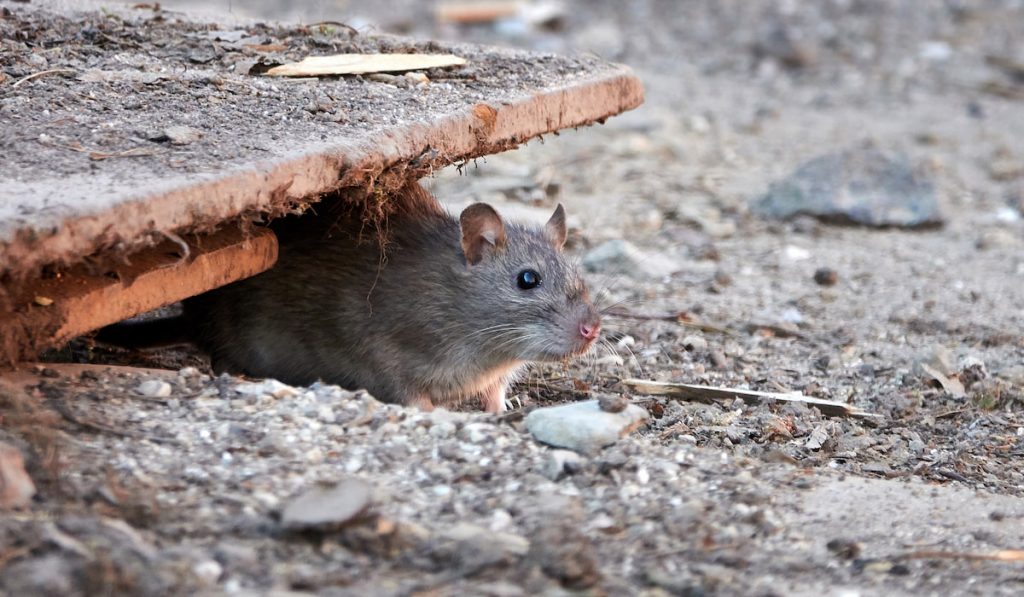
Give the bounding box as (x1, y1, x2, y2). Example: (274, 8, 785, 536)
(436, 1, 521, 24)
(898, 549, 1024, 563)
(620, 379, 879, 419)
(265, 54, 466, 77)
(918, 363, 967, 398)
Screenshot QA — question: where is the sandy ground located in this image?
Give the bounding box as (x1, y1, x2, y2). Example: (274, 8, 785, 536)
(3, 1, 1024, 595)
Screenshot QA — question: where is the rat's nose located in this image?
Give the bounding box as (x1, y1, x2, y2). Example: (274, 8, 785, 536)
(579, 321, 600, 341)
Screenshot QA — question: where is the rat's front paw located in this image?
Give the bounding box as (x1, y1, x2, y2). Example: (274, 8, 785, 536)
(503, 393, 524, 411)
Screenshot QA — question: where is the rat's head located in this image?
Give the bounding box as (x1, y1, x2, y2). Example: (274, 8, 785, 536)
(457, 202, 600, 362)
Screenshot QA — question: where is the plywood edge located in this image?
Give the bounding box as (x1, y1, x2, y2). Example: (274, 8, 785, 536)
(0, 227, 278, 363)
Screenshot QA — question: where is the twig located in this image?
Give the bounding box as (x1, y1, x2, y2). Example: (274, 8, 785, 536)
(897, 549, 1024, 563)
(620, 379, 880, 419)
(51, 400, 178, 445)
(10, 68, 75, 89)
(36, 135, 158, 161)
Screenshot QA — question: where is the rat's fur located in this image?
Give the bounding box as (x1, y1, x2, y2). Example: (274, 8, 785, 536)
(101, 182, 600, 412)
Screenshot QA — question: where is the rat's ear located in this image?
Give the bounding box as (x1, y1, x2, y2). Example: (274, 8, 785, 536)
(544, 204, 567, 250)
(460, 203, 507, 265)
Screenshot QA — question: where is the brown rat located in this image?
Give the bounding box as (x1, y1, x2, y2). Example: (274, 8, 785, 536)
(100, 181, 601, 412)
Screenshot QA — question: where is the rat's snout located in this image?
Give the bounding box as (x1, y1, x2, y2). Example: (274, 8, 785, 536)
(579, 320, 600, 341)
(577, 305, 601, 344)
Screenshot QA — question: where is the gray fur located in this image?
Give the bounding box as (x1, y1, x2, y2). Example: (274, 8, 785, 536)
(186, 195, 600, 409)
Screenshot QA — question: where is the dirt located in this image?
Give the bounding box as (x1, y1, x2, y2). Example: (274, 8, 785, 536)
(3, 0, 1024, 595)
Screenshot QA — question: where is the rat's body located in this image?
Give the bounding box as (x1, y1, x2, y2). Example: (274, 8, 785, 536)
(101, 182, 600, 412)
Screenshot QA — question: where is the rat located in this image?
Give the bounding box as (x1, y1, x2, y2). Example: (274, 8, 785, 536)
(98, 181, 601, 412)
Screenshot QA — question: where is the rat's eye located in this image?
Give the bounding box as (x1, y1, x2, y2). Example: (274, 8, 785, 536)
(517, 269, 541, 290)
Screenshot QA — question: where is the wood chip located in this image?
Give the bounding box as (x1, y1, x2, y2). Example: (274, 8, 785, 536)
(620, 379, 880, 419)
(265, 54, 467, 77)
(436, 1, 520, 24)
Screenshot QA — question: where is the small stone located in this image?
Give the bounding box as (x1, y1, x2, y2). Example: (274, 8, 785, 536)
(281, 477, 373, 531)
(826, 538, 863, 560)
(458, 422, 490, 443)
(193, 559, 223, 586)
(598, 394, 628, 413)
(233, 379, 298, 399)
(150, 125, 203, 145)
(524, 400, 649, 454)
(136, 379, 172, 398)
(681, 335, 707, 352)
(542, 449, 585, 481)
(0, 442, 36, 509)
(755, 22, 818, 69)
(429, 420, 456, 439)
(813, 267, 838, 286)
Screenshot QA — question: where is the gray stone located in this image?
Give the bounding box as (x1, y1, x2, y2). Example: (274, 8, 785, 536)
(281, 477, 373, 530)
(524, 400, 649, 454)
(753, 147, 943, 228)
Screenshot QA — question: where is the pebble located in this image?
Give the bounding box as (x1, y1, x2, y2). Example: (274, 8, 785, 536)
(814, 267, 839, 286)
(542, 449, 585, 481)
(681, 335, 707, 352)
(458, 423, 491, 443)
(753, 146, 943, 228)
(192, 559, 223, 586)
(524, 400, 649, 454)
(0, 442, 36, 509)
(136, 379, 172, 398)
(598, 394, 628, 413)
(281, 477, 373, 531)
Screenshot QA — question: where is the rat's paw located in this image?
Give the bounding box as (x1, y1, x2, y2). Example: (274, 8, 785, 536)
(503, 393, 523, 411)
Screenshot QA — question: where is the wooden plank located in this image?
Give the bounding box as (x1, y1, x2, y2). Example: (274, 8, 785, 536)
(1, 228, 277, 362)
(0, 2, 644, 284)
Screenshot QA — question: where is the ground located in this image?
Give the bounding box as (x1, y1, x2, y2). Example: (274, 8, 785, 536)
(2, 1, 1024, 595)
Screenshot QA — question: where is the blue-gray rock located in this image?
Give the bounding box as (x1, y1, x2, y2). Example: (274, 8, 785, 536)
(753, 147, 943, 228)
(524, 400, 649, 454)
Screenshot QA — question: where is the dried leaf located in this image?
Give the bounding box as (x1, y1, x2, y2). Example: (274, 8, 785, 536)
(265, 53, 466, 77)
(919, 363, 967, 398)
